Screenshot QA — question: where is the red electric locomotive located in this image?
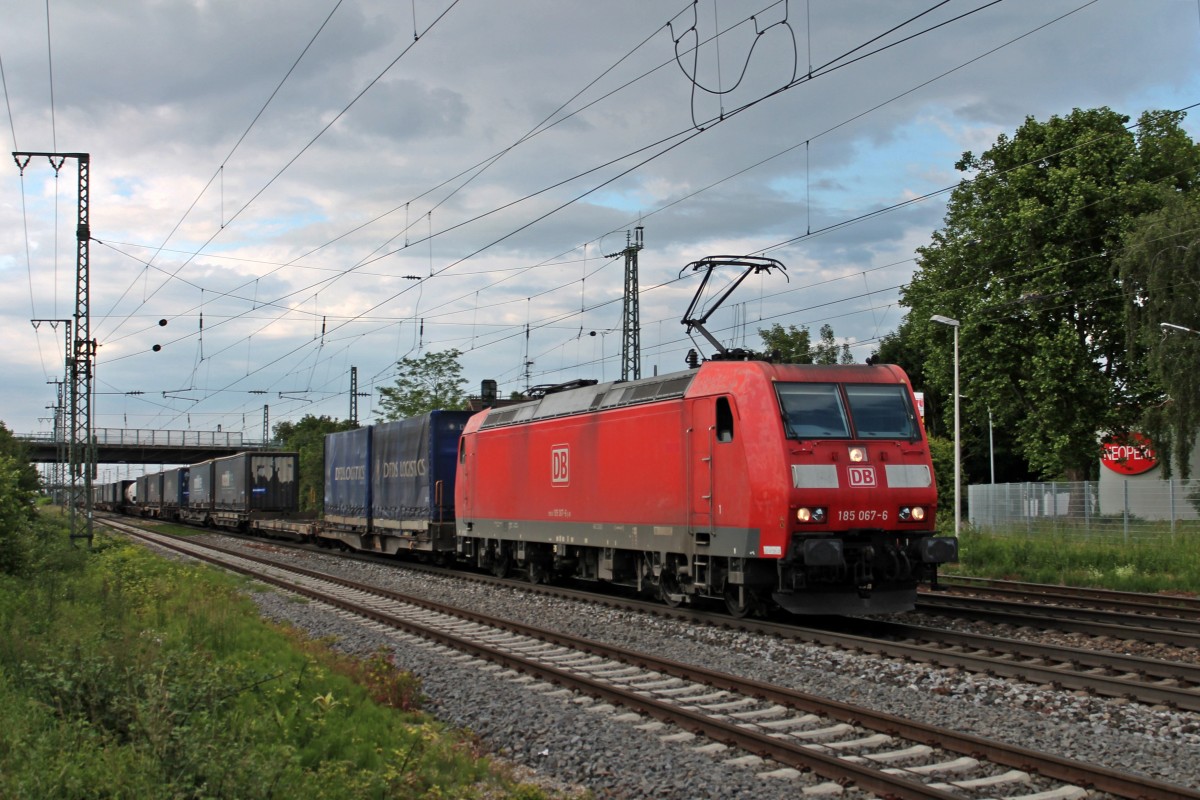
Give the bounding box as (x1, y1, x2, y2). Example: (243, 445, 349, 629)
(455, 359, 958, 616)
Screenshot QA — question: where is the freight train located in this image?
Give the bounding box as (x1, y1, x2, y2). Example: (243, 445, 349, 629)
(91, 360, 958, 616)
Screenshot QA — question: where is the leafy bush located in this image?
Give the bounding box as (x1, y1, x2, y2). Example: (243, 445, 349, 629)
(0, 535, 555, 799)
(0, 454, 39, 576)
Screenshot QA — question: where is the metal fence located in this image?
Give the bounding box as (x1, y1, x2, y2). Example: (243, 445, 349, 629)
(968, 480, 1200, 542)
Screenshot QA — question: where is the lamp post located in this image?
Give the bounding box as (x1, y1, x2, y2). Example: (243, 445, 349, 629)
(930, 314, 961, 536)
(1161, 322, 1200, 335)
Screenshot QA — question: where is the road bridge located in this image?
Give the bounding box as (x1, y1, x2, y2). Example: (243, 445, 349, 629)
(19, 428, 265, 466)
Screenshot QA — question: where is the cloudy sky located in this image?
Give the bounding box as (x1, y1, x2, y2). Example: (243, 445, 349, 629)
(2, 0, 1198, 453)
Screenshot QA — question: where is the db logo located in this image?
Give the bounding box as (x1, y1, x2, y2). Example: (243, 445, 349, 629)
(848, 466, 876, 488)
(551, 445, 570, 486)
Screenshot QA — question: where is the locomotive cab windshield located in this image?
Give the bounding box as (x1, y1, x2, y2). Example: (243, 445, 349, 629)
(777, 382, 918, 441)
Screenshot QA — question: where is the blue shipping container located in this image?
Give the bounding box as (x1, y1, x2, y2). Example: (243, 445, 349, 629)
(324, 426, 371, 525)
(371, 410, 471, 528)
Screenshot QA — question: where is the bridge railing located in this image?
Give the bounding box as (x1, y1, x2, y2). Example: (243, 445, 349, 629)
(92, 428, 247, 447)
(21, 429, 261, 448)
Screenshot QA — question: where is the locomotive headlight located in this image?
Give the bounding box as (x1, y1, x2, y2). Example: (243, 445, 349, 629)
(911, 506, 926, 521)
(848, 446, 867, 463)
(796, 507, 827, 523)
(899, 506, 927, 522)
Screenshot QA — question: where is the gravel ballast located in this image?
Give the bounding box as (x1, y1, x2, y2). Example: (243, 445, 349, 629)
(204, 537, 1200, 798)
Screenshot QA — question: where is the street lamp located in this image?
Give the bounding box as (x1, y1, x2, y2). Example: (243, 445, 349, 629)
(1161, 322, 1200, 335)
(930, 314, 961, 536)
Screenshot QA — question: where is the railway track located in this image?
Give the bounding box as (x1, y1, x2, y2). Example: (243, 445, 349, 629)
(108, 519, 1198, 800)
(837, 618, 1200, 711)
(372, 554, 1200, 712)
(914, 593, 1200, 648)
(123, 516, 1200, 713)
(112, 517, 1200, 712)
(936, 578, 1200, 609)
(936, 576, 1200, 619)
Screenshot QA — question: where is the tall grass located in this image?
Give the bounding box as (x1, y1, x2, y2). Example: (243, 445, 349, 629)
(945, 525, 1200, 593)
(0, 526, 561, 799)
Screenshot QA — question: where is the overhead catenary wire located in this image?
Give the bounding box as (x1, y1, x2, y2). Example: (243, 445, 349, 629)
(97, 0, 461, 344)
(95, 0, 922, 371)
(269, 110, 1200, 403)
(98, 0, 931, 381)
(121, 0, 1060, 429)
(14, 0, 1166, 434)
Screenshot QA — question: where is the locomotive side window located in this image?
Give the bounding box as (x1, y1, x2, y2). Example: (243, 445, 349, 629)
(715, 397, 734, 442)
(844, 384, 917, 439)
(776, 383, 850, 438)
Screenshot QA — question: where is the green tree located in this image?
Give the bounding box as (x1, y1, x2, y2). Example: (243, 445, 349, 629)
(758, 323, 854, 364)
(927, 435, 956, 533)
(0, 422, 40, 498)
(902, 107, 1200, 482)
(759, 324, 813, 363)
(1118, 190, 1200, 477)
(0, 422, 40, 575)
(273, 415, 357, 513)
(814, 324, 854, 365)
(872, 320, 927, 386)
(377, 349, 468, 420)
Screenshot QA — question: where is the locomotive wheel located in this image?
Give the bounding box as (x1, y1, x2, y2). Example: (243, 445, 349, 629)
(526, 559, 547, 585)
(724, 585, 750, 618)
(724, 585, 763, 618)
(657, 570, 685, 608)
(491, 554, 512, 579)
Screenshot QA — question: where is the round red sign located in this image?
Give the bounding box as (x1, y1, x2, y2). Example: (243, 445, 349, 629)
(1101, 432, 1158, 475)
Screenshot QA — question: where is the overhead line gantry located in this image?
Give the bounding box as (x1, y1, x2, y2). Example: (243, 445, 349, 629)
(14, 150, 95, 546)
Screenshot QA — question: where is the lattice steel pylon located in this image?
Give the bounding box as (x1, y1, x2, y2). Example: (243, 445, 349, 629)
(609, 226, 644, 382)
(15, 152, 94, 545)
(32, 319, 71, 504)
